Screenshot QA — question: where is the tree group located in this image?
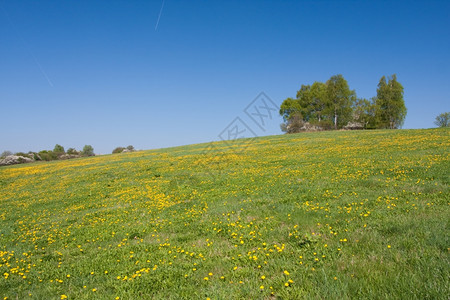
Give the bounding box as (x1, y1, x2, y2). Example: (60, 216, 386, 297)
(279, 74, 407, 133)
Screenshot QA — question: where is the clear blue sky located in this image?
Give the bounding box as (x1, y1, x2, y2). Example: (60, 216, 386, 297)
(1, 0, 449, 154)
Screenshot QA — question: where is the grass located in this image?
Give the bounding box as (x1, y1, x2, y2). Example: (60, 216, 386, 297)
(0, 128, 449, 299)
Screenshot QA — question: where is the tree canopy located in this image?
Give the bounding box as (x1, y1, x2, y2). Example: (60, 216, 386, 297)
(434, 112, 450, 128)
(82, 145, 95, 157)
(53, 144, 65, 154)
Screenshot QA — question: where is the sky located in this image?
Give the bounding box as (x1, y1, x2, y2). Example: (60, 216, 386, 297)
(1, 0, 449, 154)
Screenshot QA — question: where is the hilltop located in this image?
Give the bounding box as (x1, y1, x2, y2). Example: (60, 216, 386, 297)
(0, 129, 449, 299)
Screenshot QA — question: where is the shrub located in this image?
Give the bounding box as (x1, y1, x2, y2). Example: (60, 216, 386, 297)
(38, 150, 58, 161)
(67, 148, 79, 155)
(15, 152, 32, 158)
(112, 147, 125, 154)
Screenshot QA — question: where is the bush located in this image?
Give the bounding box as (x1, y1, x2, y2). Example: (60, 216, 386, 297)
(67, 148, 79, 155)
(82, 145, 95, 157)
(38, 150, 58, 161)
(316, 120, 334, 130)
(112, 147, 125, 154)
(15, 152, 32, 158)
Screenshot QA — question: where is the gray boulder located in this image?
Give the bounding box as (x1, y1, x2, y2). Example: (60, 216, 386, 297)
(0, 155, 34, 166)
(59, 154, 81, 160)
(343, 122, 364, 130)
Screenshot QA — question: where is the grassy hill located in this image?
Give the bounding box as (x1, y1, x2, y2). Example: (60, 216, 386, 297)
(1, 129, 449, 299)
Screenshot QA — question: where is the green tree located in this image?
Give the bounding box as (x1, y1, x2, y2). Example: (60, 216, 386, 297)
(375, 74, 407, 129)
(295, 84, 314, 121)
(434, 112, 450, 127)
(352, 98, 377, 129)
(82, 145, 95, 157)
(126, 145, 135, 151)
(325, 74, 356, 129)
(280, 82, 328, 125)
(279, 97, 302, 122)
(53, 144, 65, 154)
(309, 82, 327, 123)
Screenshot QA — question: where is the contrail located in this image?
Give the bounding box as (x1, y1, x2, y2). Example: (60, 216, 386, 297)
(155, 0, 165, 31)
(28, 51, 54, 87)
(1, 5, 54, 87)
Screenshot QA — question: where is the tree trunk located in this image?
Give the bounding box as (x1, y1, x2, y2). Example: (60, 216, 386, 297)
(334, 111, 338, 130)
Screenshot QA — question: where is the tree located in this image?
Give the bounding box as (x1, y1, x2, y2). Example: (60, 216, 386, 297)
(279, 97, 302, 122)
(434, 112, 450, 127)
(126, 145, 135, 151)
(309, 82, 327, 123)
(1, 150, 13, 158)
(375, 74, 407, 129)
(325, 74, 356, 130)
(281, 112, 305, 134)
(82, 145, 94, 157)
(53, 144, 65, 154)
(352, 98, 377, 129)
(280, 82, 328, 125)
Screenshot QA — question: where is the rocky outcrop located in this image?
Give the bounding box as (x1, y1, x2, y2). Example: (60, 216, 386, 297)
(0, 155, 34, 166)
(343, 122, 364, 130)
(59, 154, 81, 160)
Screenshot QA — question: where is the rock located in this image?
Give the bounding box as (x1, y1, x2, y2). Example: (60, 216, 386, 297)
(0, 155, 34, 166)
(59, 154, 81, 160)
(29, 152, 42, 161)
(122, 149, 131, 153)
(343, 122, 364, 130)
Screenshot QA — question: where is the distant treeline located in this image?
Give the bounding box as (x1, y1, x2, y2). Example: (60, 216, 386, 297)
(0, 144, 94, 162)
(279, 74, 407, 133)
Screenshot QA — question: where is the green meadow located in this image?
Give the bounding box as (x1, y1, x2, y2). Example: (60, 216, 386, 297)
(0, 129, 449, 299)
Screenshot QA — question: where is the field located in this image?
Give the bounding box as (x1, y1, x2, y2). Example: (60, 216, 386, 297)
(0, 129, 449, 299)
